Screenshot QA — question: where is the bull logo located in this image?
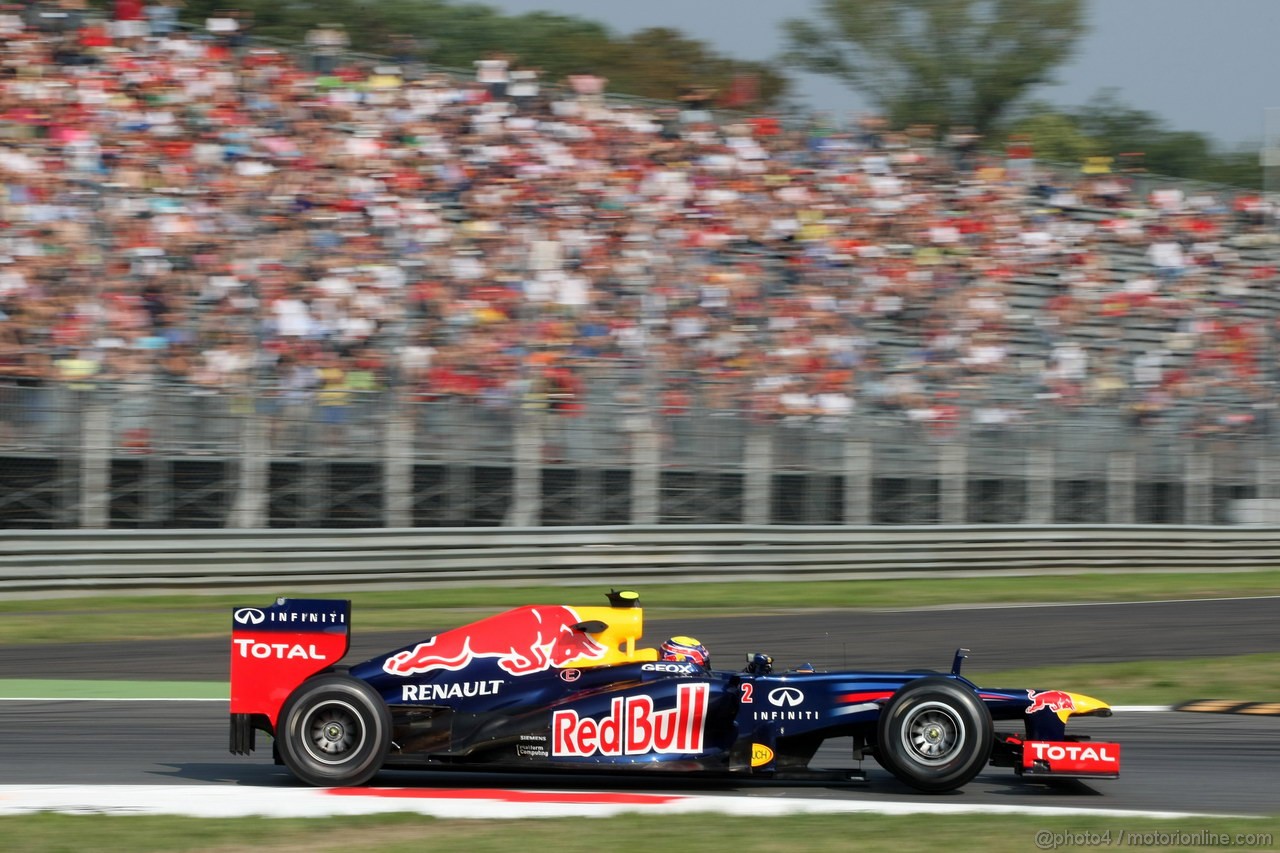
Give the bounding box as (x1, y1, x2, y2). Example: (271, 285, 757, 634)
(383, 606, 607, 677)
(1026, 689, 1077, 714)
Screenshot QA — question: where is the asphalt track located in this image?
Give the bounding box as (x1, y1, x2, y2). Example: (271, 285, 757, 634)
(3, 597, 1278, 816)
(3, 702, 1276, 815)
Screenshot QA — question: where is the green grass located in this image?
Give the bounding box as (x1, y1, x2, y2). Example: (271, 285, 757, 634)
(974, 652, 1280, 706)
(2, 813, 1276, 853)
(0, 679, 226, 700)
(2, 570, 1278, 646)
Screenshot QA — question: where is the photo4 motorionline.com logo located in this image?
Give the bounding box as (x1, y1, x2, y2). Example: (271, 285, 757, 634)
(1034, 830, 1273, 850)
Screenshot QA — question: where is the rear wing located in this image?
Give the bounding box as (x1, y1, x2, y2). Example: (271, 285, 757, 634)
(230, 598, 350, 753)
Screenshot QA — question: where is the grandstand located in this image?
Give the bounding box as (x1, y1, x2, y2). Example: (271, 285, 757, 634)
(1, 4, 1278, 528)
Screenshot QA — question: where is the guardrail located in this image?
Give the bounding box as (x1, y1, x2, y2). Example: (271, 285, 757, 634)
(2, 526, 1277, 596)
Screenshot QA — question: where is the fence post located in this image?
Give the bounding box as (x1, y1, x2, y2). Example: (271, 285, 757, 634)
(79, 390, 110, 529)
(1108, 451, 1136, 525)
(744, 425, 772, 524)
(940, 443, 967, 524)
(1027, 448, 1054, 523)
(1260, 456, 1280, 524)
(383, 395, 413, 528)
(843, 438, 872, 524)
(1185, 448, 1212, 524)
(229, 406, 268, 528)
(511, 407, 542, 526)
(631, 423, 660, 524)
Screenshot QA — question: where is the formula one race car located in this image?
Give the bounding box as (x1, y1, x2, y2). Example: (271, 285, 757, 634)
(229, 591, 1120, 793)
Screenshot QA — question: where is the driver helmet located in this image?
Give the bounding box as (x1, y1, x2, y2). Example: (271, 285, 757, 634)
(659, 636, 709, 668)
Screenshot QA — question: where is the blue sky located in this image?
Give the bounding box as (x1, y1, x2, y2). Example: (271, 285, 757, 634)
(480, 0, 1280, 148)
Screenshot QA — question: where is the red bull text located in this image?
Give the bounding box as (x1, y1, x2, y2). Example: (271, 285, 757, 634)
(382, 605, 607, 677)
(552, 683, 709, 757)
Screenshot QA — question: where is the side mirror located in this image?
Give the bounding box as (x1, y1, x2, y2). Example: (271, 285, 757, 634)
(744, 652, 773, 675)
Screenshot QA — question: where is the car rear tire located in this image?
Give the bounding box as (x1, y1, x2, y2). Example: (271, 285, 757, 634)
(876, 676, 992, 793)
(277, 674, 391, 787)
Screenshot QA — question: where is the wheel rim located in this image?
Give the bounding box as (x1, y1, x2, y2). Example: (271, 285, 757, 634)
(299, 699, 367, 766)
(900, 701, 965, 765)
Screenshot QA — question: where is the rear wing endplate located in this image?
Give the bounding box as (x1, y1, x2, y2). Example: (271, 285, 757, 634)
(229, 598, 351, 730)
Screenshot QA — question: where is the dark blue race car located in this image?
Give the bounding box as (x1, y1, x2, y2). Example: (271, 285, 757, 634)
(229, 591, 1120, 793)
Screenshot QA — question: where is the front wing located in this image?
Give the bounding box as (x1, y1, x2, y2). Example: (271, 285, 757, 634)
(992, 735, 1122, 779)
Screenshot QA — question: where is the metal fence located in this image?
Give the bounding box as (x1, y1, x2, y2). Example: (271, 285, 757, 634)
(3, 376, 1278, 529)
(3, 524, 1278, 596)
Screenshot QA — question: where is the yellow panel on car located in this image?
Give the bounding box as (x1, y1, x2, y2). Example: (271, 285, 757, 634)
(561, 605, 657, 668)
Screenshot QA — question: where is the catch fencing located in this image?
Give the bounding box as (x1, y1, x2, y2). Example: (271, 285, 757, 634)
(2, 378, 1278, 530)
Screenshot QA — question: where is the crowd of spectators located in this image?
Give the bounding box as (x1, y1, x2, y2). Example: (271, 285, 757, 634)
(2, 0, 1279, 452)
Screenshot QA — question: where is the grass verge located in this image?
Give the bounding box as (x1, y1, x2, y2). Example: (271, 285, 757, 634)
(2, 571, 1278, 646)
(0, 679, 226, 700)
(971, 651, 1280, 706)
(2, 812, 1277, 853)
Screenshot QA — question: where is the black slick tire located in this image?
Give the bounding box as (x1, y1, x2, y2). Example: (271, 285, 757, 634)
(876, 676, 993, 793)
(276, 674, 392, 787)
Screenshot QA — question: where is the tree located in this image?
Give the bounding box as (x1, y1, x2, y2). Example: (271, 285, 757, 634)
(1003, 106, 1098, 164)
(1069, 90, 1211, 179)
(176, 0, 787, 108)
(607, 28, 788, 108)
(1196, 149, 1263, 189)
(1070, 89, 1165, 155)
(783, 0, 1086, 135)
(1004, 91, 1263, 188)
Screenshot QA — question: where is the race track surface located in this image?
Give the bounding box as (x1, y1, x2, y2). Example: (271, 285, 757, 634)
(2, 702, 1275, 815)
(3, 597, 1277, 817)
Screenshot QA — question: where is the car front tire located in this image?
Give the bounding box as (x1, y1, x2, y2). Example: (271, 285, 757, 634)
(876, 676, 993, 793)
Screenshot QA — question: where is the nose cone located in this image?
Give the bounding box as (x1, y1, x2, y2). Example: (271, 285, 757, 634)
(1058, 691, 1112, 723)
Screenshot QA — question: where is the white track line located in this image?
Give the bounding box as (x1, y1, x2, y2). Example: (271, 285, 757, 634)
(1113, 705, 1174, 713)
(0, 785, 1250, 820)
